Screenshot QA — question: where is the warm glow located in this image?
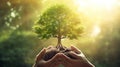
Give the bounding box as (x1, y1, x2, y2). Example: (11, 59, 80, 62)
(74, 0, 118, 11)
(74, 0, 119, 20)
(91, 25, 101, 37)
(73, 0, 120, 37)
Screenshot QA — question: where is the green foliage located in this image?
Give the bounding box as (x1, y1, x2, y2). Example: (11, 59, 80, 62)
(0, 31, 37, 67)
(34, 4, 84, 39)
(0, 0, 42, 31)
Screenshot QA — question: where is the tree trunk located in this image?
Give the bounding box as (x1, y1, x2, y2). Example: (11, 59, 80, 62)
(57, 34, 62, 48)
(56, 21, 63, 49)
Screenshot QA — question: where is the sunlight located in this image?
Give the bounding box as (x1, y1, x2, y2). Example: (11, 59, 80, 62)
(73, 0, 120, 37)
(7, 1, 11, 6)
(74, 0, 118, 11)
(11, 12, 16, 18)
(91, 25, 101, 37)
(90, 0, 116, 9)
(73, 0, 120, 22)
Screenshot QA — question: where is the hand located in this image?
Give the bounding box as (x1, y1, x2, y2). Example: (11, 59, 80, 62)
(33, 46, 95, 67)
(33, 47, 69, 67)
(63, 46, 95, 67)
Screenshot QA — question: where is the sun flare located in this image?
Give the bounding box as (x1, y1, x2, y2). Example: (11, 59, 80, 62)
(91, 25, 101, 37)
(73, 0, 120, 37)
(74, 0, 119, 11)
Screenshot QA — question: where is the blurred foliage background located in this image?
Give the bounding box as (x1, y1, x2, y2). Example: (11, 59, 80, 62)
(0, 0, 120, 67)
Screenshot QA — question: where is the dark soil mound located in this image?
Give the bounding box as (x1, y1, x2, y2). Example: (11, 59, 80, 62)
(43, 46, 76, 61)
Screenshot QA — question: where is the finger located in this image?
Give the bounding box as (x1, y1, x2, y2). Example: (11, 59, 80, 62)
(46, 46, 53, 49)
(36, 48, 46, 63)
(46, 53, 71, 65)
(71, 46, 81, 54)
(68, 51, 85, 59)
(48, 53, 70, 62)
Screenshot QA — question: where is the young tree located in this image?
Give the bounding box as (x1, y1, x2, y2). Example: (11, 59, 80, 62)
(34, 4, 84, 49)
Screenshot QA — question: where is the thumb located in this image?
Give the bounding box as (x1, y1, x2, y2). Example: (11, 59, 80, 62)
(36, 48, 46, 63)
(71, 46, 81, 54)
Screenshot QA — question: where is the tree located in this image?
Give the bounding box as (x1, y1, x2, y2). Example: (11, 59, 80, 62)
(34, 4, 84, 49)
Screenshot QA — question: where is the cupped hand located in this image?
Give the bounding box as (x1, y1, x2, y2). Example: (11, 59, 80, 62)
(63, 46, 95, 67)
(33, 46, 95, 67)
(33, 47, 69, 67)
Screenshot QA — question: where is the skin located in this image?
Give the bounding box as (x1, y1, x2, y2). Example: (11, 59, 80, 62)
(33, 46, 95, 67)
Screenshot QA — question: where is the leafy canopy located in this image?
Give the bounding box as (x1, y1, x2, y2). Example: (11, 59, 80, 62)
(34, 4, 84, 39)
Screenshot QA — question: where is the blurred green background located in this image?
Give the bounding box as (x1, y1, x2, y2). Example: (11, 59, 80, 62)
(0, 0, 120, 67)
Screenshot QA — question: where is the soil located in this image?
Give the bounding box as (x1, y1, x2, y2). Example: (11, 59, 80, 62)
(43, 46, 76, 61)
